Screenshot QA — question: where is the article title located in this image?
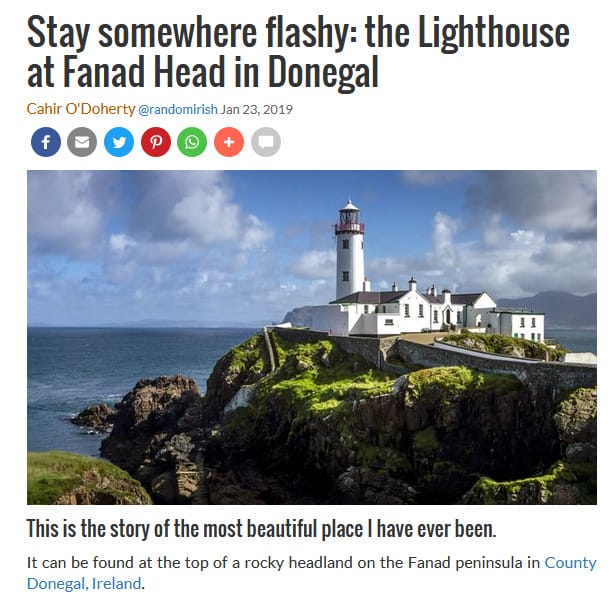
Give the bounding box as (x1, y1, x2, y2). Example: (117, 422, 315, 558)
(26, 14, 571, 94)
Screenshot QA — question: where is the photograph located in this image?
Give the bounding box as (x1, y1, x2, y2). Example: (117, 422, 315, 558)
(27, 170, 597, 505)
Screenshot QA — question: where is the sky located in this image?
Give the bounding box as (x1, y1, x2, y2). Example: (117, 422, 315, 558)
(27, 170, 597, 326)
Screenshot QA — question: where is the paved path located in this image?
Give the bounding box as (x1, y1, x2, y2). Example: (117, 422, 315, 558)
(395, 332, 445, 345)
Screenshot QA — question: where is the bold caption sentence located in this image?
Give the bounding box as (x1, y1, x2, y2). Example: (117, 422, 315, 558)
(27, 517, 495, 542)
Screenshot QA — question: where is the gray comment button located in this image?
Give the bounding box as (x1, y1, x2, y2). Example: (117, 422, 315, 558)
(251, 127, 281, 157)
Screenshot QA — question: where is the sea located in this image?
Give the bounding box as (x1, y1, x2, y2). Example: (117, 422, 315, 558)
(27, 327, 258, 457)
(27, 326, 597, 458)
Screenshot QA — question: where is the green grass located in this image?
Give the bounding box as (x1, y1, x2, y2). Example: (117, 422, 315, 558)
(224, 335, 396, 451)
(223, 335, 266, 376)
(27, 451, 152, 505)
(261, 334, 394, 414)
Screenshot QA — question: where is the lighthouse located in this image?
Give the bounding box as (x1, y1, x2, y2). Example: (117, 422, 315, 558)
(335, 200, 366, 299)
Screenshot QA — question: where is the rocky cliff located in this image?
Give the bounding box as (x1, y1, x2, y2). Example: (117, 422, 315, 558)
(92, 332, 596, 504)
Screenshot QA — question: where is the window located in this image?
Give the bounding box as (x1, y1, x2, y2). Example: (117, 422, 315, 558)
(537, 333, 541, 341)
(404, 304, 410, 317)
(364, 305, 369, 314)
(418, 304, 424, 318)
(433, 310, 438, 323)
(384, 319, 394, 326)
(342, 271, 349, 282)
(531, 318, 536, 327)
(520, 333, 525, 339)
(520, 317, 525, 327)
(342, 239, 349, 249)
(457, 311, 461, 324)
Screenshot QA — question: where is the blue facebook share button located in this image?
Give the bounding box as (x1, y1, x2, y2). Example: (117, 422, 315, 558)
(31, 127, 61, 157)
(104, 127, 135, 157)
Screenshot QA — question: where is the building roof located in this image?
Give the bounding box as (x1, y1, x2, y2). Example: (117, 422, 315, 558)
(331, 290, 490, 306)
(340, 200, 359, 211)
(330, 291, 408, 305)
(491, 308, 545, 315)
(450, 292, 489, 305)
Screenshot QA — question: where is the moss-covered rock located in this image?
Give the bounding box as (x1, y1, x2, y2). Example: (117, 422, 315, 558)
(554, 387, 597, 446)
(213, 334, 406, 502)
(83, 331, 596, 505)
(202, 335, 268, 423)
(268, 335, 393, 408)
(460, 461, 594, 504)
(27, 451, 152, 505)
(442, 330, 567, 361)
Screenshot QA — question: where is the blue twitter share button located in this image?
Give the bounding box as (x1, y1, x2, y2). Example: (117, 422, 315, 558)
(104, 127, 134, 157)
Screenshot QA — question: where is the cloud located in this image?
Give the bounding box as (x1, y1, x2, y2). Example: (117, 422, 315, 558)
(396, 171, 596, 297)
(432, 212, 460, 261)
(27, 171, 104, 258)
(290, 250, 335, 279)
(402, 171, 468, 186)
(126, 171, 272, 250)
(431, 211, 595, 297)
(466, 171, 596, 239)
(27, 171, 281, 324)
(365, 202, 595, 299)
(109, 233, 136, 255)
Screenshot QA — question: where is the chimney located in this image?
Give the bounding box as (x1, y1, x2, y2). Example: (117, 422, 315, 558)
(363, 277, 371, 292)
(408, 277, 417, 292)
(392, 281, 398, 291)
(442, 288, 451, 305)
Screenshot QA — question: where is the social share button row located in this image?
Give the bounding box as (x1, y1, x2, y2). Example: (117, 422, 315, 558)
(31, 127, 281, 157)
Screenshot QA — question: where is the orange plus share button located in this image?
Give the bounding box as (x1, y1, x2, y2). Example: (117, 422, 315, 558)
(214, 127, 244, 157)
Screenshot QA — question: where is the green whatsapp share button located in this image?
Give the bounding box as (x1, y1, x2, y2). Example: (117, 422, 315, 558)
(177, 127, 207, 157)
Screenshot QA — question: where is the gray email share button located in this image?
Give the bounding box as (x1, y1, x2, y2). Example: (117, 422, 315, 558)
(67, 127, 97, 157)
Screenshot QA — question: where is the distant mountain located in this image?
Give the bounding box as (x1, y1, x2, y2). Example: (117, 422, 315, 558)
(497, 292, 596, 328)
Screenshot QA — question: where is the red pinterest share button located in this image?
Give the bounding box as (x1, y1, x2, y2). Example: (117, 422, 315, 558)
(141, 127, 171, 157)
(214, 127, 244, 157)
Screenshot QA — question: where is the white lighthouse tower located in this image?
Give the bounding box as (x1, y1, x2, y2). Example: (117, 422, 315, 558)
(335, 200, 366, 299)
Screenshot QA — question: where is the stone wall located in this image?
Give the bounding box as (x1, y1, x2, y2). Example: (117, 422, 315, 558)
(270, 327, 597, 392)
(271, 326, 387, 368)
(396, 339, 597, 391)
(270, 327, 332, 344)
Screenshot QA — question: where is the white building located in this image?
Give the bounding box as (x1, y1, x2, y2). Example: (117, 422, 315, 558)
(474, 308, 545, 343)
(310, 202, 545, 340)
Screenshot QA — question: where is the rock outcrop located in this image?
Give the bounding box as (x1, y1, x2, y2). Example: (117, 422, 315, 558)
(441, 330, 567, 361)
(460, 387, 597, 504)
(100, 375, 203, 503)
(94, 332, 596, 505)
(71, 403, 116, 433)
